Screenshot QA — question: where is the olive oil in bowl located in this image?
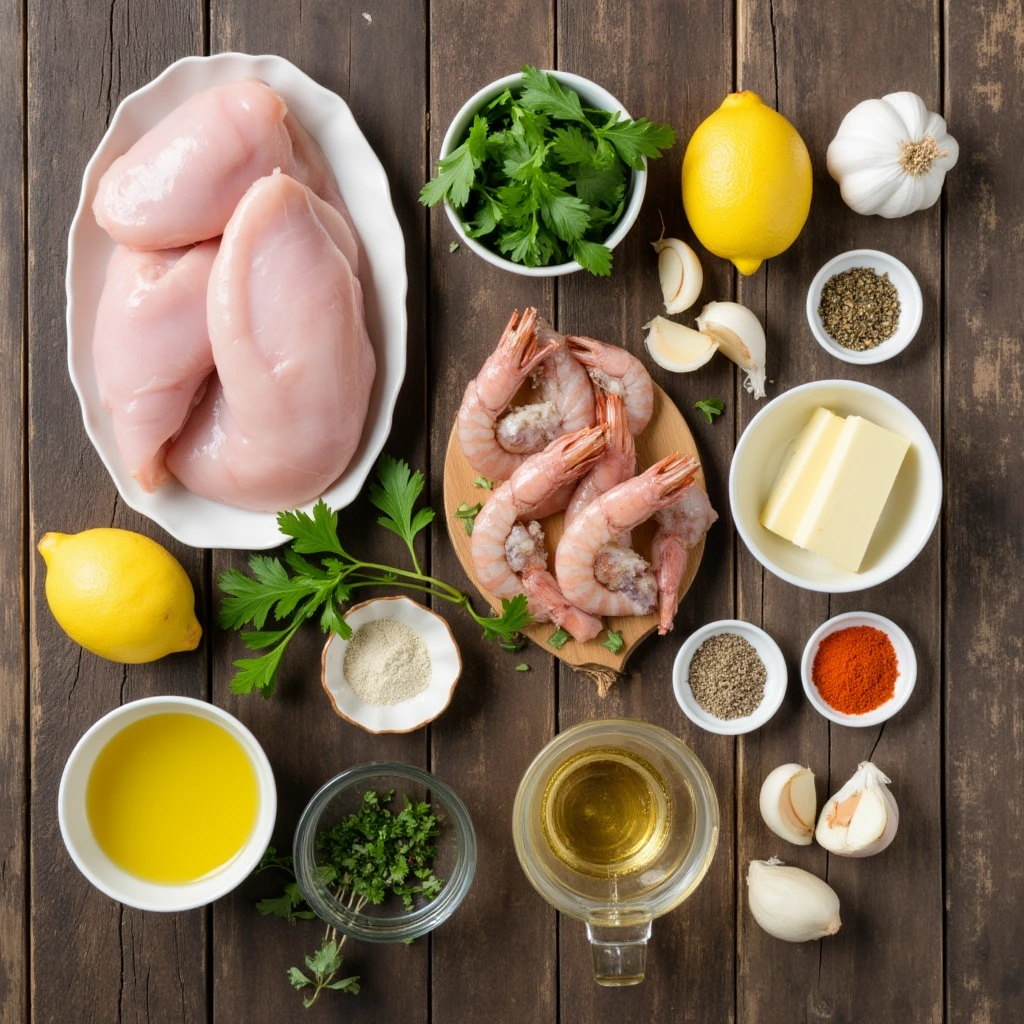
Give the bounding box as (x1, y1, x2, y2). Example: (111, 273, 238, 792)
(86, 712, 259, 884)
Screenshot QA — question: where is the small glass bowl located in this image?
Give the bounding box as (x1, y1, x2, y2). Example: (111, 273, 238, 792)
(293, 762, 476, 943)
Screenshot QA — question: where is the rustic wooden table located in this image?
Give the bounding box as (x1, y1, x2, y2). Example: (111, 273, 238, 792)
(3, 0, 1021, 1021)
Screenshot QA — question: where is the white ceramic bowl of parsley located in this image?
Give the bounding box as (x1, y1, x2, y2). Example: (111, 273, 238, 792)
(437, 71, 647, 277)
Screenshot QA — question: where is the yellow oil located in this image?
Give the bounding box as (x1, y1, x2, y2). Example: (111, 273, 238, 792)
(86, 712, 259, 884)
(541, 747, 673, 878)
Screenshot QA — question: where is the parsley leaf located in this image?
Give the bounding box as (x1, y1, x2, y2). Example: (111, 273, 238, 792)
(368, 454, 434, 571)
(478, 595, 532, 644)
(596, 116, 677, 171)
(454, 502, 483, 535)
(519, 64, 586, 123)
(572, 239, 613, 277)
(601, 629, 625, 654)
(473, 476, 495, 490)
(548, 626, 571, 649)
(695, 397, 726, 424)
(419, 114, 488, 208)
(515, 663, 530, 672)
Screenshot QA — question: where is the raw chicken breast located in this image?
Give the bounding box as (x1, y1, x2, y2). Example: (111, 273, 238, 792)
(93, 240, 218, 491)
(95, 79, 300, 249)
(166, 172, 375, 512)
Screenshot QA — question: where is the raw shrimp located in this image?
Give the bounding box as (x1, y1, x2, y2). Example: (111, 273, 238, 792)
(555, 454, 700, 617)
(457, 308, 558, 479)
(470, 427, 606, 639)
(564, 392, 636, 540)
(652, 485, 718, 634)
(458, 309, 597, 480)
(567, 334, 654, 435)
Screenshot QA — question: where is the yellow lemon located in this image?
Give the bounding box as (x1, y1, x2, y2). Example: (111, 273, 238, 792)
(682, 91, 812, 275)
(38, 528, 201, 663)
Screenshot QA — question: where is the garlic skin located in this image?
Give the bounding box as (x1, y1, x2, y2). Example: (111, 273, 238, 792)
(747, 858, 841, 942)
(695, 301, 767, 399)
(827, 91, 959, 218)
(644, 316, 719, 372)
(652, 236, 703, 314)
(815, 761, 898, 858)
(759, 764, 816, 846)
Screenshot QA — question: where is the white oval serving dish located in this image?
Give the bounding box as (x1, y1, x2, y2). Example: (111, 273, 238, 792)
(67, 53, 408, 550)
(321, 597, 462, 734)
(801, 610, 917, 727)
(58, 696, 276, 912)
(805, 249, 923, 365)
(672, 619, 788, 736)
(729, 379, 942, 593)
(439, 70, 647, 277)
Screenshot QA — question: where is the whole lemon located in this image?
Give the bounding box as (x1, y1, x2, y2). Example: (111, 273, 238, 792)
(38, 528, 201, 663)
(682, 91, 812, 275)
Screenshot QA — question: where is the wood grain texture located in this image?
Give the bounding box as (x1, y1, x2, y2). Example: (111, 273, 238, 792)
(426, 3, 559, 1023)
(206, 2, 431, 1021)
(0, 0, 25, 1018)
(555, 1, 738, 1020)
(442, 384, 706, 675)
(26, 3, 208, 1023)
(944, 0, 1024, 1018)
(735, 1, 943, 1022)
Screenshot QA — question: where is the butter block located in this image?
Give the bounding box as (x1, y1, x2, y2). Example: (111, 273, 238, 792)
(760, 407, 846, 541)
(793, 415, 911, 572)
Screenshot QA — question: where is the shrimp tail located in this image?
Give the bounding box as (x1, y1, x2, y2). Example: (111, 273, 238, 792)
(653, 532, 688, 635)
(548, 424, 607, 475)
(502, 307, 557, 375)
(603, 392, 634, 462)
(521, 568, 604, 643)
(649, 453, 701, 502)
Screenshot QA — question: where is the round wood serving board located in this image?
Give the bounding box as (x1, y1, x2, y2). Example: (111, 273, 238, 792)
(443, 382, 706, 679)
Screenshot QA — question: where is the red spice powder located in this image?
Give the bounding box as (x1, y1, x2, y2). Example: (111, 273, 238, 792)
(811, 625, 898, 715)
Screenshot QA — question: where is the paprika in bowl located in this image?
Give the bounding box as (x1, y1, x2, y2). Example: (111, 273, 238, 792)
(800, 611, 917, 727)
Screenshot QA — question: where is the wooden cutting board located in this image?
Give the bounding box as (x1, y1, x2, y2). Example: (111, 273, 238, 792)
(443, 383, 706, 692)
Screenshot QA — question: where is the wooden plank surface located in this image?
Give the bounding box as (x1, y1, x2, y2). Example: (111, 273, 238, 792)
(734, 1, 945, 1022)
(7, 0, 1024, 1021)
(26, 4, 208, 1023)
(943, 0, 1024, 1018)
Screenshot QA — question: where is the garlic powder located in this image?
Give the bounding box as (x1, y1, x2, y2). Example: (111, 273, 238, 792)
(343, 619, 432, 706)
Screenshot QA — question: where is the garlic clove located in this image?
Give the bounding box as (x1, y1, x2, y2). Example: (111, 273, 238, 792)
(695, 301, 767, 399)
(747, 858, 841, 942)
(815, 761, 898, 858)
(759, 764, 816, 846)
(652, 236, 704, 314)
(643, 316, 719, 373)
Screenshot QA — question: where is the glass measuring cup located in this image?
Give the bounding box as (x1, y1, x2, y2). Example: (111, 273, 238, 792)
(512, 719, 718, 986)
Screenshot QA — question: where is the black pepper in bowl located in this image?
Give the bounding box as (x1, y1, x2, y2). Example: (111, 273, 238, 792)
(817, 266, 901, 351)
(688, 632, 767, 720)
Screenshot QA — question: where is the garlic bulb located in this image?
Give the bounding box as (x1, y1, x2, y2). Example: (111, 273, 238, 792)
(747, 858, 841, 942)
(695, 301, 767, 399)
(759, 764, 816, 846)
(827, 91, 959, 218)
(644, 316, 718, 372)
(815, 761, 898, 857)
(652, 236, 703, 314)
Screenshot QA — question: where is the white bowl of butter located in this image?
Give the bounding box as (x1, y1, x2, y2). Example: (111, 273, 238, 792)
(730, 380, 941, 592)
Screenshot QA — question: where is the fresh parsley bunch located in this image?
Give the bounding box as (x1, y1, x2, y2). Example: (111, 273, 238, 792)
(257, 790, 443, 1009)
(420, 65, 675, 275)
(217, 455, 532, 698)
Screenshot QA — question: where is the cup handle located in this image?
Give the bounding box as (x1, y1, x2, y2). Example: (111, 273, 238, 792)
(585, 920, 651, 986)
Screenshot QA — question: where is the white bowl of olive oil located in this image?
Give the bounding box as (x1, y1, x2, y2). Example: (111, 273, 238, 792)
(58, 696, 276, 911)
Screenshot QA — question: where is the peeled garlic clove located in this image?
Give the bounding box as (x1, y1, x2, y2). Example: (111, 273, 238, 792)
(652, 236, 704, 314)
(644, 316, 719, 372)
(759, 764, 816, 846)
(695, 301, 767, 399)
(747, 858, 841, 942)
(815, 761, 898, 858)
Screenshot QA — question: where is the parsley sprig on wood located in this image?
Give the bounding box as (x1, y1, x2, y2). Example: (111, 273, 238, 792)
(420, 65, 675, 274)
(217, 456, 531, 697)
(257, 789, 443, 1009)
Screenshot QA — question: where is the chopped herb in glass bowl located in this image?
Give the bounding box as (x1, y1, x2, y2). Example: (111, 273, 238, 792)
(421, 65, 675, 277)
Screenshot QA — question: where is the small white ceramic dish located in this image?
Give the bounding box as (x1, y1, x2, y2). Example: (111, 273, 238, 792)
(672, 619, 788, 736)
(321, 597, 462, 733)
(438, 71, 647, 277)
(801, 611, 917, 727)
(67, 53, 408, 549)
(806, 249, 923, 364)
(730, 379, 942, 593)
(58, 696, 276, 912)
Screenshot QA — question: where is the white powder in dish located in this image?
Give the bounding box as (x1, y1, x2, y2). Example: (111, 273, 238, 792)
(343, 618, 432, 706)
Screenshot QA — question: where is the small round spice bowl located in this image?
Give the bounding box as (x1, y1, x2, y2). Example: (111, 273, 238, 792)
(672, 620, 788, 736)
(806, 249, 923, 365)
(321, 596, 462, 734)
(801, 611, 917, 727)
